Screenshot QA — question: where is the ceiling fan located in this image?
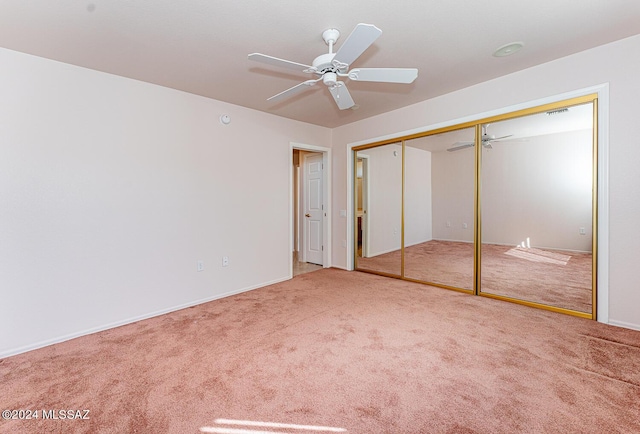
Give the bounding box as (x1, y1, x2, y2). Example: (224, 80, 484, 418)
(248, 23, 418, 110)
(447, 124, 513, 152)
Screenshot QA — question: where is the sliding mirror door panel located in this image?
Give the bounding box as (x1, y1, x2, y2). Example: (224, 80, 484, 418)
(355, 143, 402, 276)
(479, 103, 594, 314)
(404, 128, 475, 291)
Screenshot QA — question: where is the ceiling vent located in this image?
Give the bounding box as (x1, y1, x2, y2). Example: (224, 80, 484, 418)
(546, 108, 569, 116)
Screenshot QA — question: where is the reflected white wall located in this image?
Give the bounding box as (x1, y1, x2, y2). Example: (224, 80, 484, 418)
(481, 129, 593, 252)
(358, 145, 402, 257)
(432, 148, 476, 243)
(404, 146, 433, 247)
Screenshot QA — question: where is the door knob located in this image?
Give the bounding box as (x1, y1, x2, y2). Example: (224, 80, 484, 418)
(305, 213, 311, 217)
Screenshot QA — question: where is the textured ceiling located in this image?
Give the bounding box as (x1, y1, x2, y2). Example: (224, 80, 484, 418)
(1, 1, 639, 128)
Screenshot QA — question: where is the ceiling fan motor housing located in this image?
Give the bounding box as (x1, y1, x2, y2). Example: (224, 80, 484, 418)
(313, 53, 338, 74)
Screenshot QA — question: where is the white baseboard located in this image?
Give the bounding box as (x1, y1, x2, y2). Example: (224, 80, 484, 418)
(607, 319, 640, 332)
(365, 246, 400, 258)
(1, 275, 291, 359)
(367, 238, 434, 257)
(433, 237, 473, 244)
(331, 265, 349, 271)
(404, 237, 433, 248)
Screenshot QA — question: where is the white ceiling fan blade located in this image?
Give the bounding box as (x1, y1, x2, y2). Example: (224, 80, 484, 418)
(332, 23, 382, 69)
(329, 82, 355, 110)
(447, 142, 474, 152)
(348, 68, 418, 83)
(492, 134, 514, 141)
(248, 53, 313, 73)
(267, 79, 321, 103)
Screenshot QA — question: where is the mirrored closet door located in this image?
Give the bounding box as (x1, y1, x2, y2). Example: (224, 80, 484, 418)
(354, 142, 403, 277)
(353, 95, 597, 319)
(404, 128, 475, 291)
(479, 102, 595, 314)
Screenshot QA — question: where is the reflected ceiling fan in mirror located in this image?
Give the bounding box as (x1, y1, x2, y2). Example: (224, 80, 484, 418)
(447, 124, 513, 152)
(248, 23, 418, 110)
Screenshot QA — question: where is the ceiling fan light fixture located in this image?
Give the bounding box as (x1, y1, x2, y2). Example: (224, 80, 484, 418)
(493, 42, 524, 57)
(323, 72, 338, 86)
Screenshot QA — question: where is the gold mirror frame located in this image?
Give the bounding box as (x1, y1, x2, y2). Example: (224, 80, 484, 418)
(353, 94, 598, 320)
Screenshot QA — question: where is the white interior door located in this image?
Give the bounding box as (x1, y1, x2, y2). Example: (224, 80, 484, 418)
(304, 153, 323, 265)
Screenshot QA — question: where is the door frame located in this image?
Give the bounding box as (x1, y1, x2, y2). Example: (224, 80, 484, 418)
(356, 154, 370, 258)
(290, 142, 332, 276)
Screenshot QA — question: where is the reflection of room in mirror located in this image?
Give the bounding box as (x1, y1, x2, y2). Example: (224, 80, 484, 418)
(355, 157, 365, 257)
(405, 128, 476, 290)
(481, 244, 592, 312)
(355, 144, 402, 276)
(480, 103, 594, 313)
(353, 99, 595, 316)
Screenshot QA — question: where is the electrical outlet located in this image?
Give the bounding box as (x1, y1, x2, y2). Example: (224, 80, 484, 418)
(197, 260, 204, 272)
(579, 227, 586, 235)
(222, 256, 229, 267)
(462, 223, 468, 229)
(446, 221, 452, 228)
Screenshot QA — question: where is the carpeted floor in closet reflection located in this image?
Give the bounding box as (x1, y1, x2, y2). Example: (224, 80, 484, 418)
(357, 240, 592, 312)
(1, 268, 638, 433)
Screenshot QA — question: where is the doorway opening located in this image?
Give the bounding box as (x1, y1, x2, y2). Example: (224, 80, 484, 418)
(290, 143, 332, 277)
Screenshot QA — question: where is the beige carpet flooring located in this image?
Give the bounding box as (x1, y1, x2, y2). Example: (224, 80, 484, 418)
(1, 269, 637, 433)
(357, 240, 592, 313)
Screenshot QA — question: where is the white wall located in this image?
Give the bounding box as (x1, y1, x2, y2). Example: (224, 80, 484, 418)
(3, 34, 640, 356)
(404, 146, 433, 246)
(431, 147, 475, 242)
(333, 34, 640, 329)
(0, 47, 331, 357)
(429, 129, 593, 252)
(482, 130, 593, 251)
(358, 144, 402, 256)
